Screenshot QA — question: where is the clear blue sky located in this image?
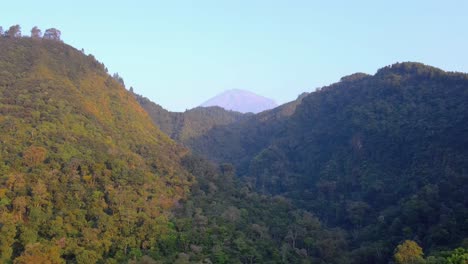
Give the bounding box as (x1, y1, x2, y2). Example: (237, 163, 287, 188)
(3, 1, 468, 111)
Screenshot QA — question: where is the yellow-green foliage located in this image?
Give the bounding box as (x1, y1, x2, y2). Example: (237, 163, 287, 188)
(394, 240, 425, 264)
(0, 37, 192, 262)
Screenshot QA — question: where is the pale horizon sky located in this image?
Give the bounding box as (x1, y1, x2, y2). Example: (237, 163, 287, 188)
(2, 1, 468, 111)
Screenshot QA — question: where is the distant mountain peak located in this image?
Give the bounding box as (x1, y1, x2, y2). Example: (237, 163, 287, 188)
(200, 89, 278, 113)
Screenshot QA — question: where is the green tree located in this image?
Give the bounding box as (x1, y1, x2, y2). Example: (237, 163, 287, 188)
(0, 213, 16, 262)
(446, 248, 468, 264)
(112, 72, 125, 87)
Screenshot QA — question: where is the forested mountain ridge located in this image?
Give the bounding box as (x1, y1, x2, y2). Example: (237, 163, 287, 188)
(0, 36, 193, 263)
(1, 27, 467, 263)
(174, 62, 468, 262)
(0, 32, 351, 264)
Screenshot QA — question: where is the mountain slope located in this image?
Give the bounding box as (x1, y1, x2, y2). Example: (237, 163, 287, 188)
(5, 35, 465, 263)
(173, 62, 468, 262)
(200, 89, 278, 113)
(267, 63, 468, 261)
(0, 36, 344, 264)
(0, 37, 192, 263)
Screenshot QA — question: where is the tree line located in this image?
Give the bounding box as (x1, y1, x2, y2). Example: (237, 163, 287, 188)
(0, 24, 61, 41)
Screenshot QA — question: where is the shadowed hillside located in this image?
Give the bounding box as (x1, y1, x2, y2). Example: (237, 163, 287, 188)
(140, 62, 468, 263)
(134, 93, 248, 142)
(186, 92, 309, 174)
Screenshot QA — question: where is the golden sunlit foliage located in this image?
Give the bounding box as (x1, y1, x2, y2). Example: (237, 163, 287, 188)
(23, 146, 47, 167)
(394, 240, 425, 264)
(0, 36, 192, 262)
(1, 30, 467, 264)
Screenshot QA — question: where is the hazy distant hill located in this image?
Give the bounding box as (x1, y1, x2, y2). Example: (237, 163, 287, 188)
(200, 89, 278, 113)
(136, 91, 307, 173)
(134, 93, 248, 142)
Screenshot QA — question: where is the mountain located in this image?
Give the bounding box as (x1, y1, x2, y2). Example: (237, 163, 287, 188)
(0, 36, 194, 263)
(134, 93, 249, 142)
(2, 32, 466, 263)
(0, 33, 349, 264)
(200, 88, 278, 113)
(160, 62, 468, 263)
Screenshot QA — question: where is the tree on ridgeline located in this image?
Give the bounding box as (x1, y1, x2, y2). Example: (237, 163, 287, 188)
(30, 26, 42, 39)
(5, 25, 21, 38)
(113, 73, 125, 87)
(0, 26, 4, 36)
(43, 28, 61, 41)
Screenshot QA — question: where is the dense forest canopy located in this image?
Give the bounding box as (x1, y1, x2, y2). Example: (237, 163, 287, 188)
(138, 61, 468, 263)
(0, 32, 193, 263)
(0, 24, 467, 263)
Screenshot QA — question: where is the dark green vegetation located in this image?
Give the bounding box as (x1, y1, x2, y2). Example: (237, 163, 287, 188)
(136, 91, 308, 174)
(245, 63, 468, 262)
(185, 92, 309, 174)
(158, 155, 350, 263)
(1, 25, 467, 263)
(152, 63, 467, 263)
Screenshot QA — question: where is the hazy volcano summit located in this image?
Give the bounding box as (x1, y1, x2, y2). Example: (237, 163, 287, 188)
(200, 89, 278, 113)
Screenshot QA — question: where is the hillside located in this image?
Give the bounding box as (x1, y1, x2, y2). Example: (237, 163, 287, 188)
(1, 33, 467, 263)
(172, 63, 468, 262)
(0, 36, 193, 263)
(0, 33, 352, 264)
(200, 89, 278, 113)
